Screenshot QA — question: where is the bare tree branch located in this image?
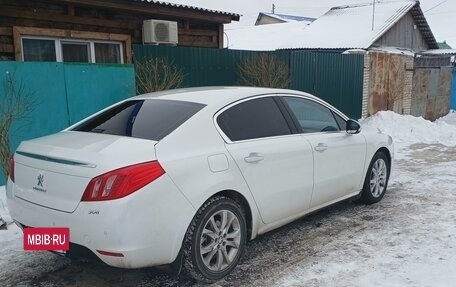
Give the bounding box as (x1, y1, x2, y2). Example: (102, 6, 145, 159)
(0, 72, 37, 181)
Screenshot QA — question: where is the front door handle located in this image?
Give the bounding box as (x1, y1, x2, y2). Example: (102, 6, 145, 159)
(244, 153, 264, 163)
(314, 143, 328, 152)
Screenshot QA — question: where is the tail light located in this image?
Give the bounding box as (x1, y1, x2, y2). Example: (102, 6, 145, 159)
(81, 161, 165, 202)
(9, 156, 15, 183)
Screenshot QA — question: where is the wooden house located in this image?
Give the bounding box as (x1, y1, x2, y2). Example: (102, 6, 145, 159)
(0, 0, 240, 63)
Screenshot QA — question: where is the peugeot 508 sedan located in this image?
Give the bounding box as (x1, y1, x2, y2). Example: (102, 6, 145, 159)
(6, 87, 393, 282)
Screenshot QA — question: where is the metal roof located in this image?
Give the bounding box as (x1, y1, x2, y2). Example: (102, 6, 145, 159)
(131, 0, 240, 21)
(437, 42, 452, 49)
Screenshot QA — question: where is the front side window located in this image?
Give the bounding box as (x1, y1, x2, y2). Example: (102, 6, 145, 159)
(217, 97, 291, 142)
(73, 99, 205, 141)
(283, 97, 340, 133)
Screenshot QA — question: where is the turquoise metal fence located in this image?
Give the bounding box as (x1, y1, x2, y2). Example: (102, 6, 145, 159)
(0, 61, 135, 185)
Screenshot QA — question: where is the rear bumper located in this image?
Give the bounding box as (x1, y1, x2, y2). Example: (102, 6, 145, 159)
(6, 174, 196, 268)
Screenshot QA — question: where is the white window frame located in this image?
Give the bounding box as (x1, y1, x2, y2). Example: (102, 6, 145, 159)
(59, 39, 92, 63)
(21, 36, 124, 64)
(13, 26, 132, 63)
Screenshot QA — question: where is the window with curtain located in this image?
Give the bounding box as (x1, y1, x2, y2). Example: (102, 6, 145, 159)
(61, 42, 90, 63)
(95, 43, 121, 63)
(22, 39, 56, 62)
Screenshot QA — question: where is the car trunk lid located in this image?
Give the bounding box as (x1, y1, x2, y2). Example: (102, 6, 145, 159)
(13, 131, 157, 213)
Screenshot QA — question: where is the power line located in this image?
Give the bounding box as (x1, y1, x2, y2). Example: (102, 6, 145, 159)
(424, 0, 450, 13)
(427, 10, 456, 15)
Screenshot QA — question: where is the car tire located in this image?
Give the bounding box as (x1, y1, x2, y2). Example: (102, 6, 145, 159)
(360, 151, 390, 204)
(182, 196, 247, 283)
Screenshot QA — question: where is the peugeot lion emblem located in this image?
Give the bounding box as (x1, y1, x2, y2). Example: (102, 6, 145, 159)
(37, 174, 44, 187)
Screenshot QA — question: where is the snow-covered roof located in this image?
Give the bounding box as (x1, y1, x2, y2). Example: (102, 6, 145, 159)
(225, 21, 308, 51)
(226, 1, 437, 51)
(279, 0, 437, 50)
(423, 49, 456, 55)
(369, 46, 415, 56)
(255, 12, 316, 25)
(131, 0, 240, 20)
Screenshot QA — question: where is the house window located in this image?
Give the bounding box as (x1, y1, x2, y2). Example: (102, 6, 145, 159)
(61, 41, 90, 63)
(21, 37, 123, 64)
(22, 39, 56, 62)
(13, 26, 132, 63)
(95, 43, 122, 63)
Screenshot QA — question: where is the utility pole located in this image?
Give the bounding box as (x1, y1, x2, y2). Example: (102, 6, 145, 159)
(371, 0, 376, 31)
(272, 4, 275, 14)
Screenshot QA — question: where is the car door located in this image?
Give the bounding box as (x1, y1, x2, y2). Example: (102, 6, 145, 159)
(281, 96, 367, 209)
(216, 96, 314, 224)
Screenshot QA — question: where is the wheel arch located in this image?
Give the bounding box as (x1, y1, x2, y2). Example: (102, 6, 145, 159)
(376, 147, 392, 171)
(211, 189, 254, 241)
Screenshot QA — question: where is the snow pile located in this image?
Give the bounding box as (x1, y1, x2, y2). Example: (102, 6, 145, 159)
(0, 186, 10, 224)
(0, 185, 21, 242)
(361, 111, 456, 148)
(437, 110, 456, 125)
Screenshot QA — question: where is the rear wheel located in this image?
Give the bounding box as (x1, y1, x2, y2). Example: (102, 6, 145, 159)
(360, 152, 390, 204)
(182, 196, 247, 283)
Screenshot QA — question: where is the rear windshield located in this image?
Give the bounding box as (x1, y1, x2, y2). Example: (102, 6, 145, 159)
(72, 99, 205, 141)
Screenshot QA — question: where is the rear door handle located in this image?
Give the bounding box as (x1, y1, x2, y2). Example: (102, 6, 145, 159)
(314, 143, 328, 152)
(244, 153, 264, 163)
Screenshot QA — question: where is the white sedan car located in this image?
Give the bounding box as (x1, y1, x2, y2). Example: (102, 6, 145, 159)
(6, 87, 393, 282)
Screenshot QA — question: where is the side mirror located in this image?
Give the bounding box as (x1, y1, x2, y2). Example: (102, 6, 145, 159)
(346, 119, 361, 134)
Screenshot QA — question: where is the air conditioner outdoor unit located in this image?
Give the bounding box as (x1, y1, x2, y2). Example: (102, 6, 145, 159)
(143, 20, 178, 45)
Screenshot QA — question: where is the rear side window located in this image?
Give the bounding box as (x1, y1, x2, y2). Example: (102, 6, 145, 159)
(73, 99, 205, 141)
(217, 97, 291, 141)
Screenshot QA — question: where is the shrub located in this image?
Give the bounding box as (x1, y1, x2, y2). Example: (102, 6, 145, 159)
(238, 54, 291, 88)
(135, 58, 184, 94)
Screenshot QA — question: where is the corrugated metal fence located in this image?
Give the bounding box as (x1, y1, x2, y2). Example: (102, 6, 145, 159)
(0, 61, 135, 184)
(133, 45, 364, 119)
(289, 51, 364, 120)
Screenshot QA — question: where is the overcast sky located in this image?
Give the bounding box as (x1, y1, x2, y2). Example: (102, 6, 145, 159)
(167, 0, 455, 47)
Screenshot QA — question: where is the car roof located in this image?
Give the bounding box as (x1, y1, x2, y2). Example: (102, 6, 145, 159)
(133, 86, 317, 107)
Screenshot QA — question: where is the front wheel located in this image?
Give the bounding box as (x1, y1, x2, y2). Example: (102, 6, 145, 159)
(182, 196, 247, 283)
(360, 152, 390, 204)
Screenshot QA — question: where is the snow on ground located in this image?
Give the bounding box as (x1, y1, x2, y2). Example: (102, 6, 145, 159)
(361, 110, 456, 159)
(1, 111, 456, 286)
(0, 185, 20, 241)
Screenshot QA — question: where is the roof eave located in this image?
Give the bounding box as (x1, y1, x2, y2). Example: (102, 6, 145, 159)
(409, 3, 438, 49)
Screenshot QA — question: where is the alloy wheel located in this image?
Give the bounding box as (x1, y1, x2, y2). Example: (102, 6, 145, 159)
(199, 210, 241, 272)
(370, 158, 388, 198)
